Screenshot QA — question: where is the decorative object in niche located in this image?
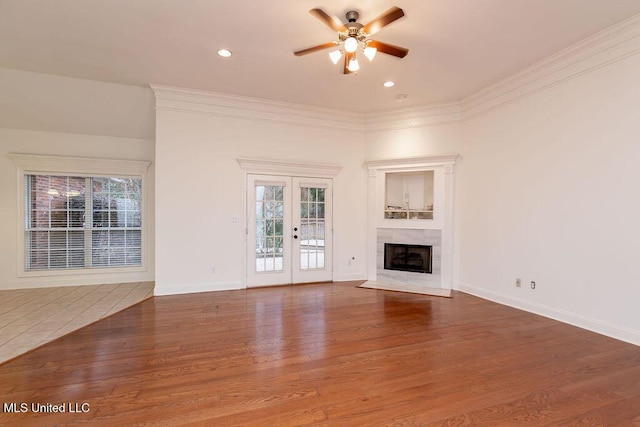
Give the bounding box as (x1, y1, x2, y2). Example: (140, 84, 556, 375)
(384, 170, 434, 220)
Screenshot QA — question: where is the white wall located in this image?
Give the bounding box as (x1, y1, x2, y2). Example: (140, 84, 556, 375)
(0, 67, 155, 140)
(154, 91, 367, 295)
(458, 50, 640, 344)
(0, 128, 155, 290)
(366, 123, 462, 161)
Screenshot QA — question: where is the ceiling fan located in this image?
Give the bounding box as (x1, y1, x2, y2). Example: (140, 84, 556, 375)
(294, 6, 409, 74)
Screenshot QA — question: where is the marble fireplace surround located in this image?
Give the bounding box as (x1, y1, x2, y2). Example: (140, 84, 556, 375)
(377, 228, 441, 288)
(365, 154, 459, 293)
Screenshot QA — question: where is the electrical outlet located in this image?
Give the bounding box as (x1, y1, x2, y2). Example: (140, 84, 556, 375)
(515, 278, 521, 288)
(530, 281, 536, 289)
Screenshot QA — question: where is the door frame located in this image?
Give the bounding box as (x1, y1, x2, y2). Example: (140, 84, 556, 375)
(237, 158, 342, 288)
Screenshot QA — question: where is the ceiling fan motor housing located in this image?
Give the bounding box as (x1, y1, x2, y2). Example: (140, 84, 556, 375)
(345, 11, 359, 22)
(340, 12, 367, 43)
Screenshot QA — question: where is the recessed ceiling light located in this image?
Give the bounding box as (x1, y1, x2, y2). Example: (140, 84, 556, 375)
(383, 81, 395, 88)
(217, 49, 232, 58)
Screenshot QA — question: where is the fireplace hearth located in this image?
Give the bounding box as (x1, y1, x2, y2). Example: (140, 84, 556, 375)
(384, 243, 432, 274)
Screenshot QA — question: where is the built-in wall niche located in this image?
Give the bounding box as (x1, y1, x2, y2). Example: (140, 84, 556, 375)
(385, 171, 434, 220)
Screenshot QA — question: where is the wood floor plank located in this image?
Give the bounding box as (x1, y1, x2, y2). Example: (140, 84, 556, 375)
(1, 281, 640, 425)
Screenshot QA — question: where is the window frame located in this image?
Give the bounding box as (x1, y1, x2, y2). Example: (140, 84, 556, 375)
(9, 154, 150, 278)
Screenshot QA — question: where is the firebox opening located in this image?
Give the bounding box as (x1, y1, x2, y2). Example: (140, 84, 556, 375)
(384, 243, 432, 274)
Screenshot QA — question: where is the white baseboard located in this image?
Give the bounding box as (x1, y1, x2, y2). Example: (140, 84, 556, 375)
(0, 272, 154, 290)
(458, 282, 640, 347)
(154, 281, 243, 296)
(155, 276, 369, 296)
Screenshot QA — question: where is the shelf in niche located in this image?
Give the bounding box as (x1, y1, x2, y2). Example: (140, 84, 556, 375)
(384, 209, 433, 220)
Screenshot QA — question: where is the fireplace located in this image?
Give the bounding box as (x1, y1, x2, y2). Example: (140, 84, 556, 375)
(384, 243, 432, 274)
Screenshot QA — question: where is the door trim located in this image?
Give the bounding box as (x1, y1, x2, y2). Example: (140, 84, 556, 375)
(237, 158, 342, 179)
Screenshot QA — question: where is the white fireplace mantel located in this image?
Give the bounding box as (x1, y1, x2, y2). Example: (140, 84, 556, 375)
(365, 154, 460, 291)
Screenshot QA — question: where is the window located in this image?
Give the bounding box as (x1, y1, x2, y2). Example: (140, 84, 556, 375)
(9, 153, 150, 276)
(25, 175, 143, 271)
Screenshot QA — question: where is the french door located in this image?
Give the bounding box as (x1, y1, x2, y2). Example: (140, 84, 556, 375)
(246, 174, 332, 287)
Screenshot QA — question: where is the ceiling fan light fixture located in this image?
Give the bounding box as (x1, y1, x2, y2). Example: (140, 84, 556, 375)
(364, 46, 377, 61)
(344, 37, 358, 53)
(294, 7, 408, 75)
(348, 57, 360, 72)
(329, 50, 343, 65)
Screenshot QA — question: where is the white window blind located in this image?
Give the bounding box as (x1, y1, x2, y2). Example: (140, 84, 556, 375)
(25, 175, 142, 271)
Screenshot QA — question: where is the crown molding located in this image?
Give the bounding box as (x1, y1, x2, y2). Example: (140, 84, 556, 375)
(461, 13, 640, 120)
(151, 84, 460, 134)
(150, 84, 366, 133)
(364, 102, 461, 132)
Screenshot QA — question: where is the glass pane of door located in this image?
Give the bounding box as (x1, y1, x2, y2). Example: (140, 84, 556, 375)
(255, 184, 284, 272)
(299, 186, 325, 270)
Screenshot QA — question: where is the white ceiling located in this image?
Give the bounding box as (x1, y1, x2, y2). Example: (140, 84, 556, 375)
(2, 0, 640, 114)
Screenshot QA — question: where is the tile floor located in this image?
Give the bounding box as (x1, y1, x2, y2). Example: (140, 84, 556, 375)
(0, 282, 154, 364)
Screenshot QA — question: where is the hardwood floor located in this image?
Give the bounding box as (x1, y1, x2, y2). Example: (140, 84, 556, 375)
(1, 281, 640, 426)
(0, 282, 154, 364)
